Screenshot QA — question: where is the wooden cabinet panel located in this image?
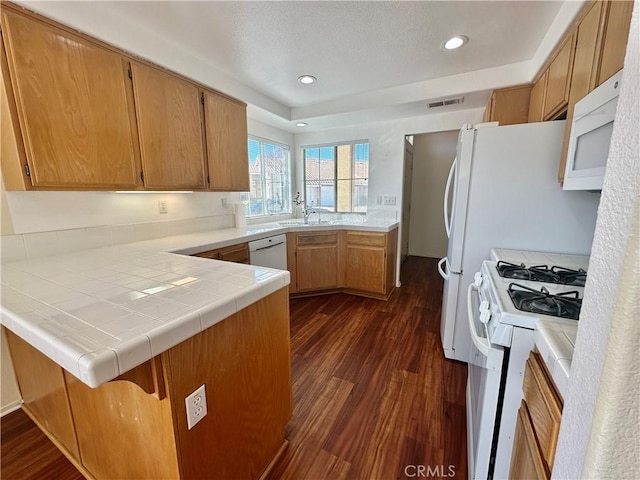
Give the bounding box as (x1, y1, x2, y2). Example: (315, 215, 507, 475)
(192, 243, 249, 264)
(1, 11, 140, 189)
(65, 370, 179, 479)
(509, 401, 549, 480)
(558, 1, 606, 183)
(131, 63, 207, 190)
(217, 243, 249, 264)
(193, 250, 220, 260)
(297, 232, 339, 246)
(484, 85, 532, 126)
(296, 244, 339, 291)
(523, 352, 563, 470)
(543, 34, 576, 120)
(345, 231, 386, 247)
(597, 0, 633, 86)
(286, 233, 298, 293)
(203, 91, 249, 192)
(528, 72, 547, 123)
(164, 288, 291, 479)
(1, 41, 30, 191)
(344, 245, 386, 294)
(5, 330, 80, 461)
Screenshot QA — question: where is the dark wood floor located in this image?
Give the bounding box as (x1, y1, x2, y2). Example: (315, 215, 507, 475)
(1, 256, 467, 479)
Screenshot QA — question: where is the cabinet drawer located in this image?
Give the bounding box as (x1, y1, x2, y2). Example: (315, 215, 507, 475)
(296, 232, 338, 246)
(523, 351, 563, 469)
(217, 243, 249, 264)
(193, 250, 220, 260)
(345, 231, 385, 247)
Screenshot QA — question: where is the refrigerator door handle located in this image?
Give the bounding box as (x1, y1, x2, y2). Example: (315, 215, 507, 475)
(437, 257, 450, 280)
(444, 157, 457, 238)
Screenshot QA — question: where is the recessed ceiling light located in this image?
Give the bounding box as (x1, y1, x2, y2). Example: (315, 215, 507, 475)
(443, 35, 469, 50)
(297, 75, 316, 85)
(296, 122, 308, 127)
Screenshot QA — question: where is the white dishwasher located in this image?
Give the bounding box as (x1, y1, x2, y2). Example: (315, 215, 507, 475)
(248, 234, 287, 270)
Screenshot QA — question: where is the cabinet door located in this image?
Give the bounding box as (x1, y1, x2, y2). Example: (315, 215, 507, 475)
(1, 11, 140, 189)
(131, 63, 207, 190)
(296, 245, 339, 291)
(203, 91, 249, 192)
(509, 401, 549, 480)
(528, 71, 547, 123)
(487, 85, 532, 125)
(597, 0, 634, 86)
(483, 95, 494, 123)
(543, 34, 576, 120)
(343, 244, 386, 294)
(557, 2, 606, 183)
(523, 352, 563, 470)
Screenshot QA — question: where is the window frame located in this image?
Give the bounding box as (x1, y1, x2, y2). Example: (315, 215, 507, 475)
(245, 135, 292, 218)
(302, 139, 369, 214)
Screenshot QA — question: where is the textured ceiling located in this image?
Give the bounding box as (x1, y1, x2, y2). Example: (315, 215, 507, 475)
(72, 1, 562, 108)
(18, 0, 571, 130)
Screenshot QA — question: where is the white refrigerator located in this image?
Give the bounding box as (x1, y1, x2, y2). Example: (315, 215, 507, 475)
(437, 121, 600, 364)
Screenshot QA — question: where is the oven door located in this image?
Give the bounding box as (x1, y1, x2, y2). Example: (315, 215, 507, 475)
(466, 283, 505, 480)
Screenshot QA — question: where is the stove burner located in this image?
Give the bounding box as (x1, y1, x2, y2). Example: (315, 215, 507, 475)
(551, 266, 587, 287)
(496, 261, 587, 286)
(507, 283, 582, 320)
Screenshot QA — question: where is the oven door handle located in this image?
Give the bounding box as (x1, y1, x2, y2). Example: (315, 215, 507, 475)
(467, 283, 492, 357)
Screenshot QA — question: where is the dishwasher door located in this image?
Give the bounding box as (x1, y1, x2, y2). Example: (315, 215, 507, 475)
(248, 234, 287, 270)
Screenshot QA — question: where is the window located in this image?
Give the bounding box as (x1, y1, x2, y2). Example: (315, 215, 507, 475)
(243, 137, 291, 217)
(303, 141, 369, 213)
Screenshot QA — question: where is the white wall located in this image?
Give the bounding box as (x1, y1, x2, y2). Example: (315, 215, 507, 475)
(293, 108, 484, 283)
(408, 130, 458, 258)
(552, 2, 639, 477)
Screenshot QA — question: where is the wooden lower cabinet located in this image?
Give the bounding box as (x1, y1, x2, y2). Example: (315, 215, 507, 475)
(288, 228, 398, 299)
(4, 288, 292, 480)
(510, 401, 549, 480)
(509, 350, 563, 479)
(294, 231, 340, 292)
(192, 242, 249, 264)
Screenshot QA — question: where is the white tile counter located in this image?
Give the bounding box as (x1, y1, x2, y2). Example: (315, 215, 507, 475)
(535, 319, 578, 398)
(0, 219, 398, 388)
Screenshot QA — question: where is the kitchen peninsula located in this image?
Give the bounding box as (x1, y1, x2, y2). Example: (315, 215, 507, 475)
(0, 219, 398, 479)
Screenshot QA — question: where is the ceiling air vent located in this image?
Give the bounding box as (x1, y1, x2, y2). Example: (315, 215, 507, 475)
(426, 96, 464, 109)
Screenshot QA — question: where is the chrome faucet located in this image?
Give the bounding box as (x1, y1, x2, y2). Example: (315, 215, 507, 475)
(303, 205, 316, 224)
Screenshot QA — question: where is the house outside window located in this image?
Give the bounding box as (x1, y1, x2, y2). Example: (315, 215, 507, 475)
(243, 137, 291, 217)
(303, 141, 369, 213)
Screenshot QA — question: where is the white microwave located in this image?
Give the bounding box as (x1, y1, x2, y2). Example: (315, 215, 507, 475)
(563, 69, 622, 190)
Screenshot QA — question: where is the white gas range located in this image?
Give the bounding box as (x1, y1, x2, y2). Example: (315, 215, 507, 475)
(466, 249, 588, 480)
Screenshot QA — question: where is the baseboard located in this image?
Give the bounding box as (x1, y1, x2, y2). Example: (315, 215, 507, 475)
(1, 400, 23, 417)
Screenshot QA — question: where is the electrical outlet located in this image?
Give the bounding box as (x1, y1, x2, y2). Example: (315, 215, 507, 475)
(383, 195, 397, 206)
(221, 197, 228, 208)
(376, 195, 383, 205)
(185, 384, 207, 430)
(158, 200, 168, 214)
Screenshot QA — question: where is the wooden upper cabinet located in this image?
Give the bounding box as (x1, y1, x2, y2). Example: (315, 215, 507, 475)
(543, 33, 576, 120)
(1, 11, 140, 189)
(557, 1, 606, 183)
(203, 91, 249, 192)
(597, 0, 634, 86)
(484, 85, 532, 126)
(528, 71, 547, 123)
(130, 63, 207, 190)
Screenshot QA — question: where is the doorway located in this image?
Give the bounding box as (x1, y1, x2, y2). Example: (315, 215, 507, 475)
(400, 130, 458, 271)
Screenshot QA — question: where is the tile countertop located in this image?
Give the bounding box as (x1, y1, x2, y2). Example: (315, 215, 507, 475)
(0, 219, 399, 388)
(535, 318, 578, 399)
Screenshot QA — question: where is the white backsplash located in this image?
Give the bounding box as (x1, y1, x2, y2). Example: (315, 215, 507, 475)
(0, 215, 234, 263)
